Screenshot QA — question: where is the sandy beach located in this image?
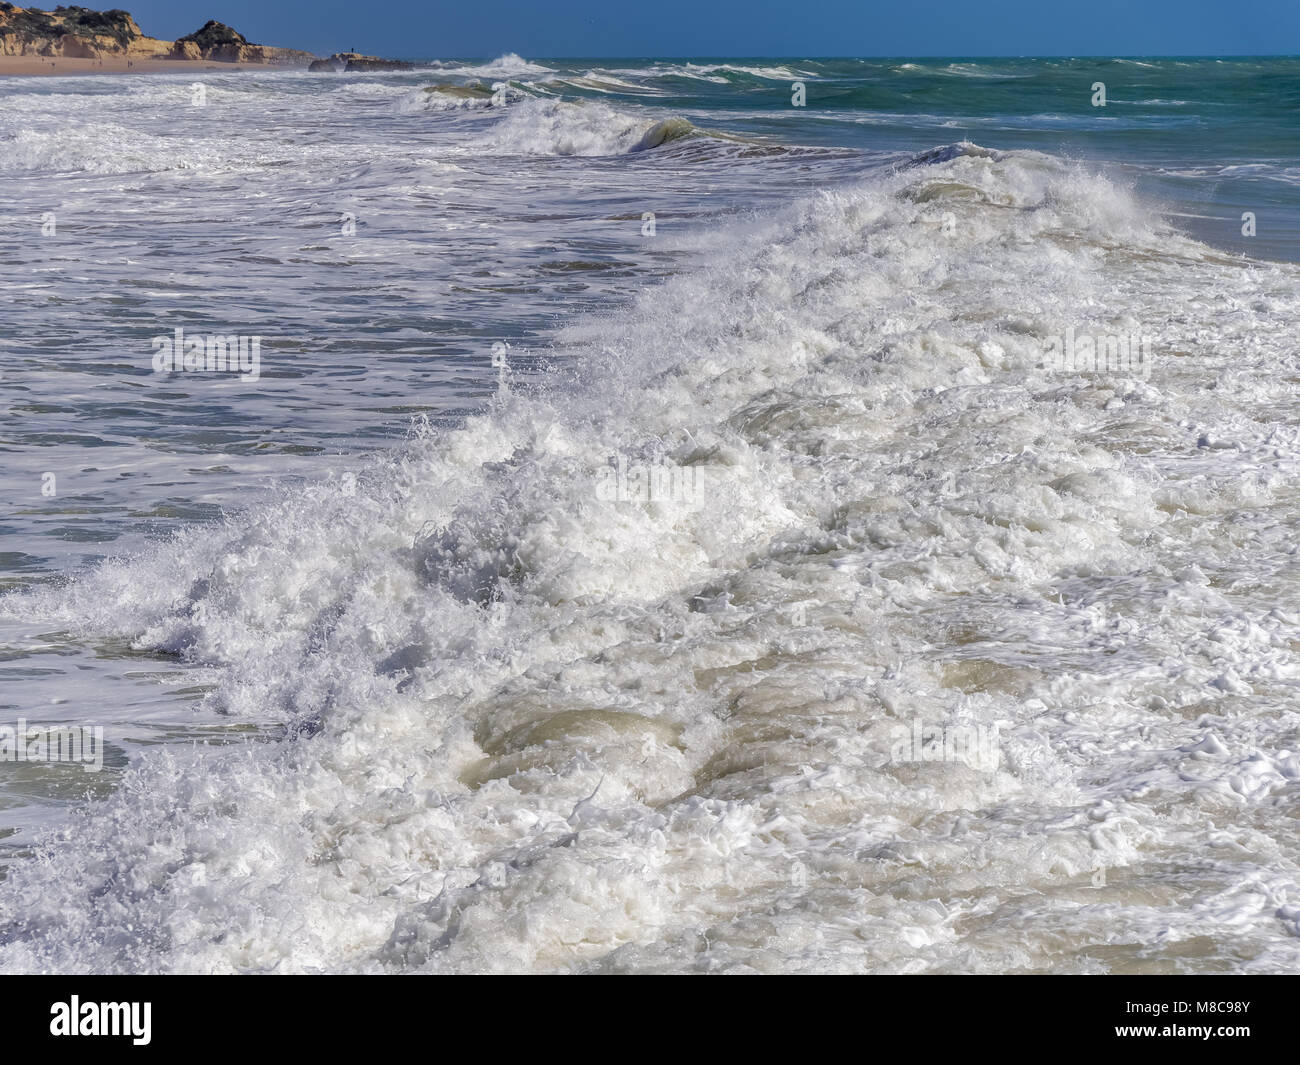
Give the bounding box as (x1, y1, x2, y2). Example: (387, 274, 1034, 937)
(0, 55, 313, 77)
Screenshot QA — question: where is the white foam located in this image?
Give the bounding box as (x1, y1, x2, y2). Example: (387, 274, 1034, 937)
(431, 53, 556, 78)
(0, 124, 213, 174)
(471, 97, 664, 156)
(4, 146, 1300, 974)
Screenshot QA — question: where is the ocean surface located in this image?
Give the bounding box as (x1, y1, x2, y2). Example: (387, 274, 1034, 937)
(2, 56, 1299, 973)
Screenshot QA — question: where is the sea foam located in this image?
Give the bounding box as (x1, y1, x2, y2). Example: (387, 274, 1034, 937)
(3, 144, 1300, 974)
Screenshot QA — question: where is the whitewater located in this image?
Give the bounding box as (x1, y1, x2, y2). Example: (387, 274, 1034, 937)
(1, 58, 1299, 973)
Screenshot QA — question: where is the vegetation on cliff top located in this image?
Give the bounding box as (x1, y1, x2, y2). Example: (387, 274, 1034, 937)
(0, 5, 142, 49)
(175, 18, 250, 50)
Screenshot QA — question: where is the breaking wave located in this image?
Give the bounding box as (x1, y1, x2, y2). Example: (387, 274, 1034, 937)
(5, 144, 1300, 973)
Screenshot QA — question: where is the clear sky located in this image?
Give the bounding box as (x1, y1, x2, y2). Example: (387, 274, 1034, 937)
(102, 0, 1300, 58)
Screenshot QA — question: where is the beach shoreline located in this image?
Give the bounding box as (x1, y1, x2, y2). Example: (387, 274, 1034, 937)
(0, 55, 314, 77)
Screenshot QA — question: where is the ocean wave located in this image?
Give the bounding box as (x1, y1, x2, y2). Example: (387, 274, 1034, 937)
(469, 97, 696, 156)
(941, 63, 1031, 79)
(404, 81, 506, 111)
(6, 144, 1299, 973)
(681, 63, 811, 81)
(583, 62, 813, 85)
(0, 124, 214, 174)
(463, 98, 794, 159)
(904, 141, 1006, 167)
(428, 53, 556, 78)
(543, 73, 670, 97)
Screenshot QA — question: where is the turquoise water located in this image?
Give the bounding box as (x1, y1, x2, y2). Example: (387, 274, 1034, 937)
(449, 55, 1300, 259)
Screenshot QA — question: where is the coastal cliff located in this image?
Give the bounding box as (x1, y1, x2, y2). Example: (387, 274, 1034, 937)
(168, 19, 315, 64)
(0, 4, 315, 64)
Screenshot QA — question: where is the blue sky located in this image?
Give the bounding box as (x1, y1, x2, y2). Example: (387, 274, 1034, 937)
(108, 0, 1300, 58)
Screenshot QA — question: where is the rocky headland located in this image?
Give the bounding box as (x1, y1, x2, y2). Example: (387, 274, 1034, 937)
(308, 52, 412, 72)
(0, 5, 314, 65)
